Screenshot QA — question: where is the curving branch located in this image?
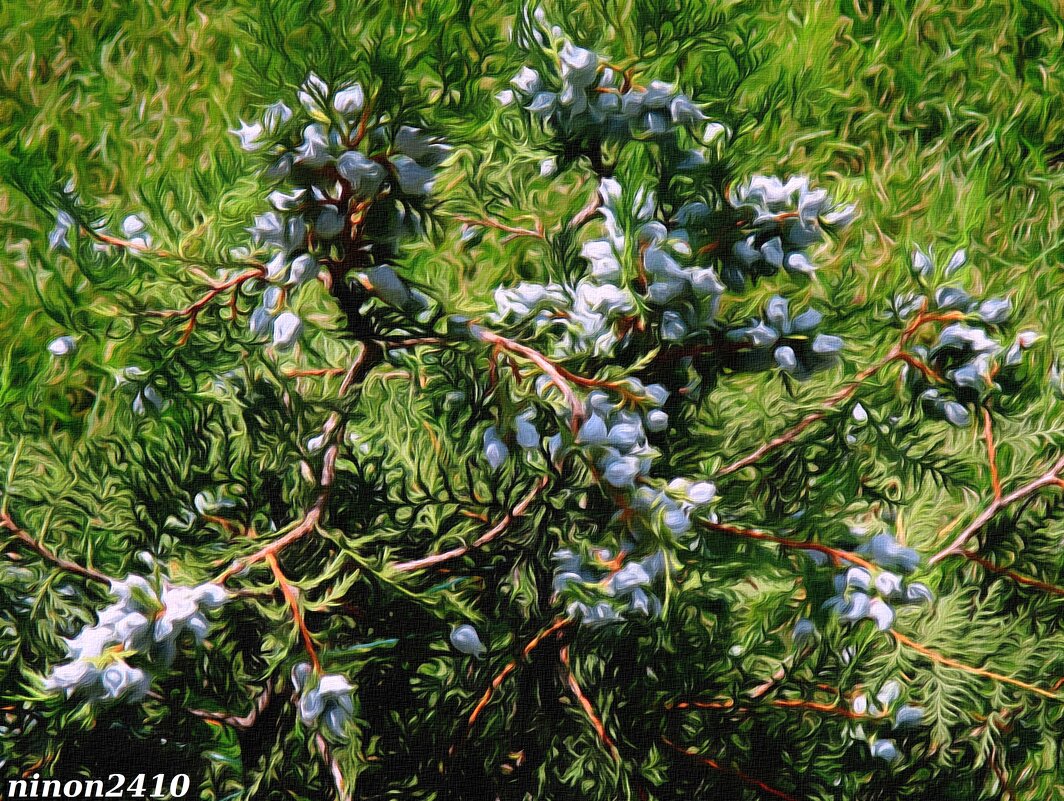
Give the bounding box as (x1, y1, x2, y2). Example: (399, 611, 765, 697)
(146, 266, 266, 345)
(961, 552, 1064, 597)
(185, 683, 274, 729)
(699, 520, 876, 571)
(463, 616, 573, 736)
(560, 645, 621, 764)
(718, 307, 961, 477)
(668, 695, 875, 721)
(660, 736, 799, 801)
(267, 553, 321, 672)
(454, 214, 545, 241)
(890, 629, 1060, 702)
(393, 475, 550, 573)
(1, 510, 113, 585)
(928, 453, 1064, 565)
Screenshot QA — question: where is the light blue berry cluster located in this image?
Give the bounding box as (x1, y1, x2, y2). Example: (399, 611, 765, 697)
(552, 548, 667, 625)
(291, 663, 357, 740)
(44, 576, 227, 703)
(897, 246, 1038, 427)
(849, 680, 926, 763)
(234, 74, 448, 348)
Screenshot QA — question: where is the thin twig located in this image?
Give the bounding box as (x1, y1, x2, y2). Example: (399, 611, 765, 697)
(890, 630, 1060, 701)
(700, 520, 876, 571)
(393, 475, 550, 572)
(982, 405, 1002, 500)
(2, 511, 112, 585)
(718, 348, 900, 476)
(315, 733, 351, 801)
(464, 616, 572, 734)
(718, 308, 961, 477)
(186, 684, 274, 728)
(267, 553, 321, 672)
(660, 736, 799, 801)
(928, 454, 1064, 565)
(668, 695, 873, 720)
(560, 645, 621, 763)
(567, 186, 602, 231)
(472, 328, 585, 428)
(455, 214, 545, 241)
(957, 553, 1064, 598)
(216, 346, 370, 582)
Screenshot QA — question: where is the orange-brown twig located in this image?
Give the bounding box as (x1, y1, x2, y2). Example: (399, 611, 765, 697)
(148, 266, 266, 345)
(660, 736, 799, 801)
(473, 329, 585, 429)
(890, 629, 1060, 701)
(465, 616, 572, 733)
(1, 511, 112, 585)
(958, 553, 1064, 598)
(929, 453, 1064, 565)
(215, 347, 373, 583)
(455, 214, 545, 241)
(284, 367, 348, 378)
(185, 684, 274, 729)
(560, 645, 621, 763)
(669, 696, 873, 720)
(267, 553, 321, 673)
(718, 308, 960, 478)
(895, 351, 945, 384)
(394, 475, 550, 573)
(700, 520, 876, 572)
(982, 405, 1002, 500)
(718, 350, 899, 476)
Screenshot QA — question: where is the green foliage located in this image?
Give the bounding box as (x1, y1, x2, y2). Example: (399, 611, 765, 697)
(2, 2, 1064, 800)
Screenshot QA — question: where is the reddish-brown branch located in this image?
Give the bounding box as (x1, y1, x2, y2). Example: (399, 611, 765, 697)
(284, 367, 347, 378)
(91, 231, 175, 258)
(214, 448, 335, 583)
(660, 736, 799, 801)
(455, 214, 545, 241)
(896, 351, 945, 384)
(718, 308, 962, 478)
(717, 347, 901, 476)
(959, 553, 1064, 598)
(560, 645, 621, 763)
(669, 695, 873, 720)
(465, 616, 572, 733)
(472, 328, 646, 432)
(982, 406, 1002, 500)
(315, 733, 351, 801)
(186, 684, 273, 728)
(2, 511, 112, 585)
(216, 346, 372, 583)
(394, 475, 550, 572)
(567, 186, 603, 231)
(890, 629, 1060, 701)
(473, 328, 585, 429)
(267, 553, 321, 673)
(928, 453, 1064, 565)
(148, 266, 266, 345)
(700, 520, 876, 571)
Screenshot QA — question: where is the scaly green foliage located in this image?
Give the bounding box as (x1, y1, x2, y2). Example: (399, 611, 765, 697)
(1, 2, 1063, 800)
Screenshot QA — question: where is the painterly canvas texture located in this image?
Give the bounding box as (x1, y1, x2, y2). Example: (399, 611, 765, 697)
(2, 2, 1063, 799)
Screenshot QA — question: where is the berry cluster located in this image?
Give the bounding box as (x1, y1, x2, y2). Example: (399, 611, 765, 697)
(291, 663, 357, 740)
(44, 576, 227, 702)
(237, 74, 447, 348)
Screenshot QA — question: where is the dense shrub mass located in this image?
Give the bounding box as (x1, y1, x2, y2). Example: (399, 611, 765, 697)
(2, 2, 1064, 799)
